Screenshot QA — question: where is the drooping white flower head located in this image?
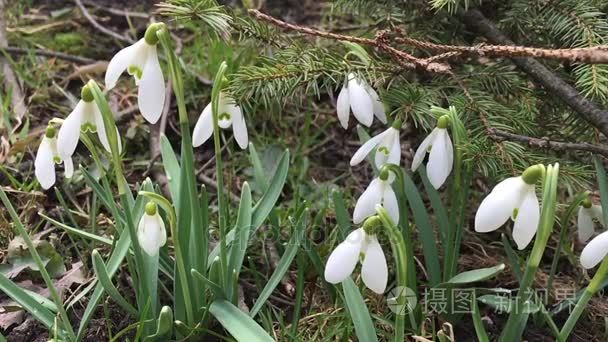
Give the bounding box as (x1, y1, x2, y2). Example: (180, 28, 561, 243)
(324, 216, 388, 294)
(35, 125, 74, 189)
(137, 202, 167, 256)
(354, 169, 399, 225)
(105, 23, 166, 124)
(580, 230, 608, 269)
(475, 165, 544, 250)
(192, 92, 248, 150)
(411, 115, 453, 189)
(350, 120, 401, 169)
(577, 199, 604, 243)
(336, 73, 387, 129)
(56, 85, 121, 159)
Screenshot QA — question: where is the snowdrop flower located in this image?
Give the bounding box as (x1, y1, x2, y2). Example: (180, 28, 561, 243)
(138, 202, 167, 256)
(350, 120, 401, 169)
(577, 199, 604, 243)
(57, 85, 121, 159)
(105, 23, 166, 124)
(324, 216, 388, 294)
(336, 73, 387, 129)
(35, 125, 74, 189)
(411, 115, 453, 189)
(192, 92, 248, 149)
(354, 169, 399, 224)
(580, 230, 608, 269)
(475, 165, 544, 250)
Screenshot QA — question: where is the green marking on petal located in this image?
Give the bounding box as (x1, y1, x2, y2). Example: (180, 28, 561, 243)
(219, 112, 231, 121)
(128, 65, 143, 80)
(81, 122, 97, 133)
(512, 208, 519, 220)
(53, 156, 61, 164)
(378, 146, 389, 155)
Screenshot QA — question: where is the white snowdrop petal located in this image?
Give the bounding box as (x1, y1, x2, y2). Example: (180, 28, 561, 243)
(350, 129, 389, 166)
(324, 229, 364, 284)
(578, 207, 595, 243)
(192, 103, 213, 147)
(347, 75, 374, 127)
(512, 187, 540, 250)
(35, 138, 56, 189)
(366, 86, 387, 124)
(336, 85, 350, 129)
(427, 129, 453, 189)
(580, 231, 608, 269)
(411, 128, 437, 171)
(382, 185, 400, 224)
(138, 213, 164, 256)
(138, 46, 165, 124)
(475, 177, 526, 233)
(591, 204, 605, 225)
(361, 236, 388, 294)
(230, 104, 248, 149)
(63, 157, 74, 179)
(386, 130, 401, 166)
(353, 179, 383, 224)
(105, 40, 142, 90)
(57, 101, 85, 158)
(91, 103, 113, 153)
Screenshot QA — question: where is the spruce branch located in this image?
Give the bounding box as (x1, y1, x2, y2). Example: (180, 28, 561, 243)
(393, 36, 608, 64)
(462, 9, 608, 138)
(248, 9, 451, 74)
(490, 130, 608, 157)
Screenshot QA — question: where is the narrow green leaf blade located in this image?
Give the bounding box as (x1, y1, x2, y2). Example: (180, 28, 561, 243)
(0, 272, 55, 328)
(342, 278, 379, 342)
(250, 212, 306, 317)
(209, 300, 274, 342)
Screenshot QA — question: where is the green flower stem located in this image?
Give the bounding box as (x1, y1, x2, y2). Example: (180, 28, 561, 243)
(156, 27, 197, 324)
(548, 191, 590, 291)
(377, 207, 418, 340)
(88, 81, 152, 314)
(0, 189, 76, 340)
(210, 62, 229, 288)
(559, 258, 608, 340)
(501, 164, 559, 341)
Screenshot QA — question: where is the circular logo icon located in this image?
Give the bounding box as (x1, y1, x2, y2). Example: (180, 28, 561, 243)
(387, 286, 417, 315)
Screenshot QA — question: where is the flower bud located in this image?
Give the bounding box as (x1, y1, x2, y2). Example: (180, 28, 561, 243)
(45, 126, 56, 139)
(81, 84, 94, 103)
(391, 119, 402, 129)
(362, 215, 382, 235)
(437, 115, 449, 129)
(144, 22, 167, 45)
(521, 164, 545, 185)
(145, 201, 158, 216)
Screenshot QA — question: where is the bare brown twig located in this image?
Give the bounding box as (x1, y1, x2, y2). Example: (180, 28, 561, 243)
(248, 9, 451, 74)
(491, 130, 608, 157)
(394, 36, 608, 64)
(462, 9, 608, 138)
(74, 0, 135, 44)
(1, 46, 96, 64)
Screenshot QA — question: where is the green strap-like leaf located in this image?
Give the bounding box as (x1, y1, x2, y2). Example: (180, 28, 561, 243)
(91, 250, 138, 316)
(209, 300, 274, 342)
(0, 272, 55, 329)
(401, 171, 442, 285)
(342, 278, 379, 342)
(250, 211, 307, 317)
